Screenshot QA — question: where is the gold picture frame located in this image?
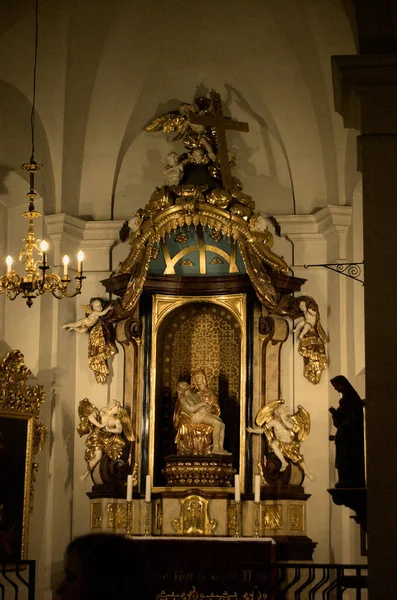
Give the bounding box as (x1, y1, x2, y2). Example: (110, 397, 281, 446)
(0, 350, 47, 560)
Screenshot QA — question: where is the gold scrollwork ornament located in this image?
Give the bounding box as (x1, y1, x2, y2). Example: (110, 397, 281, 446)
(0, 349, 47, 557)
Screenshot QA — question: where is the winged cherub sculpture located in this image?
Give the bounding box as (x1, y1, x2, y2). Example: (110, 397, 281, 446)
(62, 298, 117, 384)
(145, 99, 216, 162)
(292, 297, 328, 384)
(77, 398, 134, 483)
(247, 399, 315, 482)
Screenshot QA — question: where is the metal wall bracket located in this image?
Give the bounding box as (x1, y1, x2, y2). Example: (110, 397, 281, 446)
(298, 262, 364, 285)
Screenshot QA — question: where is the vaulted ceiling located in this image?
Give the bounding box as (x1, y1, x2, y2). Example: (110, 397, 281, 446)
(1, 0, 385, 222)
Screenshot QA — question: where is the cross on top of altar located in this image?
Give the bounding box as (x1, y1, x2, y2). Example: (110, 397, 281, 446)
(189, 90, 249, 191)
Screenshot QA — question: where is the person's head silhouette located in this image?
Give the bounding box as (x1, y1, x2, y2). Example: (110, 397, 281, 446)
(57, 533, 151, 600)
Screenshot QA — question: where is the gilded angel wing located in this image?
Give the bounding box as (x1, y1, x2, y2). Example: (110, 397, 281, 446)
(144, 110, 185, 134)
(77, 398, 100, 437)
(117, 406, 135, 442)
(255, 399, 284, 427)
(255, 399, 284, 449)
(316, 319, 329, 343)
(81, 304, 92, 314)
(291, 405, 311, 442)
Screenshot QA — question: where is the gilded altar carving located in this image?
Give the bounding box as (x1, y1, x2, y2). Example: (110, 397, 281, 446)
(262, 505, 283, 530)
(162, 456, 234, 486)
(227, 504, 237, 531)
(107, 502, 128, 529)
(90, 502, 102, 529)
(155, 502, 163, 530)
(175, 233, 189, 244)
(289, 504, 304, 531)
(173, 495, 217, 536)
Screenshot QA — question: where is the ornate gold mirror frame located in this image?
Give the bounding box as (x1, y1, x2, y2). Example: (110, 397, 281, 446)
(0, 350, 47, 559)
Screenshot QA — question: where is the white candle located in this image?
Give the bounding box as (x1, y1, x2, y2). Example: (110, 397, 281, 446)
(126, 475, 133, 501)
(254, 474, 261, 503)
(6, 255, 12, 273)
(234, 474, 240, 502)
(63, 255, 69, 276)
(145, 474, 151, 502)
(77, 250, 84, 274)
(40, 240, 48, 266)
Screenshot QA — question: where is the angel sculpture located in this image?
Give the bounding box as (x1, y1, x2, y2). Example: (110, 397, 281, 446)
(292, 297, 328, 385)
(77, 398, 134, 483)
(247, 399, 315, 482)
(62, 298, 113, 333)
(62, 298, 117, 384)
(164, 151, 184, 186)
(145, 99, 216, 162)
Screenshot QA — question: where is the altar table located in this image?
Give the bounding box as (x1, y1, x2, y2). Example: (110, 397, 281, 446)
(128, 536, 276, 598)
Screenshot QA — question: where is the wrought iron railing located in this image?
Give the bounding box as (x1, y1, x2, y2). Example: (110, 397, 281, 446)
(0, 560, 367, 599)
(0, 561, 36, 600)
(273, 563, 368, 599)
(156, 563, 368, 600)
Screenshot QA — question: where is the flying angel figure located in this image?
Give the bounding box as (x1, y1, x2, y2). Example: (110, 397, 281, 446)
(145, 100, 216, 161)
(77, 398, 135, 483)
(62, 299, 113, 333)
(62, 299, 117, 384)
(247, 399, 315, 482)
(292, 297, 328, 384)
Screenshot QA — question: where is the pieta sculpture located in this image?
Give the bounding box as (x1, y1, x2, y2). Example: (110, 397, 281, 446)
(174, 370, 231, 456)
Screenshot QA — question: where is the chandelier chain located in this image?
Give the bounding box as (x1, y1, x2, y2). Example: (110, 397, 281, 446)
(30, 0, 39, 163)
(0, 0, 85, 307)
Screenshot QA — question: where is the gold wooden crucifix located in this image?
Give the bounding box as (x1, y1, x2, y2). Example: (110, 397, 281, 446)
(189, 90, 249, 192)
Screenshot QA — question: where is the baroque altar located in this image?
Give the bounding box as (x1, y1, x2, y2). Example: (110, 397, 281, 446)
(81, 90, 325, 560)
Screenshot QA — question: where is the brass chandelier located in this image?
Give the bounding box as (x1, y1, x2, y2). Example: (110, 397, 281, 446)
(0, 0, 85, 308)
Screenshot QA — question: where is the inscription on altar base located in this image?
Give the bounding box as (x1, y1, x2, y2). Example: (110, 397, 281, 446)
(135, 537, 274, 598)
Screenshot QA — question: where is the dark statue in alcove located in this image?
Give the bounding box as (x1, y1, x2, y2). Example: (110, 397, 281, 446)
(329, 375, 365, 488)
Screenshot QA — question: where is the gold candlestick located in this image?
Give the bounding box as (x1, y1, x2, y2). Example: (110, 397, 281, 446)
(144, 501, 152, 537)
(254, 501, 261, 538)
(234, 501, 241, 538)
(125, 500, 133, 538)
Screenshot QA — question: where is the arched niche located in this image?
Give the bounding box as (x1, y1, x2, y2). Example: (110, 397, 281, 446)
(146, 294, 248, 488)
